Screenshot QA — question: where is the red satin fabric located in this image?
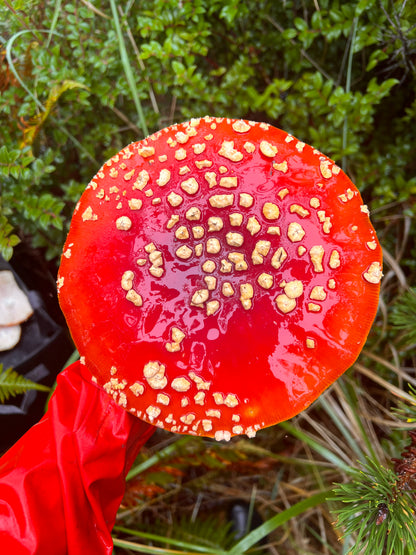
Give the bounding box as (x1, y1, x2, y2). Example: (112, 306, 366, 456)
(0, 361, 154, 554)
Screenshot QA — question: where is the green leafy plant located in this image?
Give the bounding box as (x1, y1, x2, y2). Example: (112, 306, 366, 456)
(1, 0, 415, 263)
(0, 214, 21, 262)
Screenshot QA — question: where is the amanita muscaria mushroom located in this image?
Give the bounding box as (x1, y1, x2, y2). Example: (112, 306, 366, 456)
(58, 116, 382, 441)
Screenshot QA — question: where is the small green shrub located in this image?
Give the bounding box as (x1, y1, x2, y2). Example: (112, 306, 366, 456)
(1, 0, 415, 262)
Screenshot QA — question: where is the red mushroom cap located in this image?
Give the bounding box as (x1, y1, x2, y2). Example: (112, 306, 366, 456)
(58, 117, 382, 441)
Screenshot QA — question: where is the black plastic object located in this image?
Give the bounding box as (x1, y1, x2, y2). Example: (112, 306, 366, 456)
(228, 501, 266, 543)
(0, 257, 73, 453)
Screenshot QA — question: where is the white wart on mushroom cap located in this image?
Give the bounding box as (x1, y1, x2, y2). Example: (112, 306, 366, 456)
(58, 117, 382, 441)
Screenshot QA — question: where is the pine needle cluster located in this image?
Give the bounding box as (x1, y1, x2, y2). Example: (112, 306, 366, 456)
(332, 457, 416, 555)
(390, 288, 416, 346)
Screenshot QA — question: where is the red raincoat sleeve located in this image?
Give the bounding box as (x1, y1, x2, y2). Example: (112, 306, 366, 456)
(0, 360, 154, 554)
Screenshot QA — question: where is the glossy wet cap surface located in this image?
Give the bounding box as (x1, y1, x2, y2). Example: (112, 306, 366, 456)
(58, 117, 382, 440)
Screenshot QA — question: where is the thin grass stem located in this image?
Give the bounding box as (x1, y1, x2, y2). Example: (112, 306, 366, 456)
(113, 525, 225, 554)
(5, 30, 98, 165)
(342, 17, 357, 170)
(126, 436, 194, 480)
(279, 420, 352, 473)
(46, 0, 62, 48)
(228, 489, 330, 555)
(354, 363, 415, 404)
(112, 537, 215, 555)
(109, 0, 149, 137)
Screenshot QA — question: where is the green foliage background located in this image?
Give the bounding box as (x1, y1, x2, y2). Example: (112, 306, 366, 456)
(1, 1, 416, 553)
(1, 0, 415, 262)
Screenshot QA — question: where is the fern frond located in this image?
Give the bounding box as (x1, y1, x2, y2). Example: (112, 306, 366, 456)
(0, 364, 50, 404)
(114, 514, 235, 553)
(174, 514, 235, 551)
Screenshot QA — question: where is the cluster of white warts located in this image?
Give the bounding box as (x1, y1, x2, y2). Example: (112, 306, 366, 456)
(100, 360, 258, 441)
(107, 122, 380, 326)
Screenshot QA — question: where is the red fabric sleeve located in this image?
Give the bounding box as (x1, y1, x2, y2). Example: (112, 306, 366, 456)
(0, 360, 154, 554)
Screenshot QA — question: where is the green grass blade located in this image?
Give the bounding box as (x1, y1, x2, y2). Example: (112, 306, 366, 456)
(342, 16, 357, 169)
(336, 378, 379, 461)
(279, 420, 352, 473)
(112, 537, 212, 554)
(126, 436, 195, 480)
(109, 0, 149, 137)
(113, 526, 227, 554)
(46, 0, 62, 48)
(318, 395, 366, 463)
(227, 489, 330, 555)
(305, 524, 341, 555)
(5, 29, 98, 165)
(6, 30, 61, 108)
